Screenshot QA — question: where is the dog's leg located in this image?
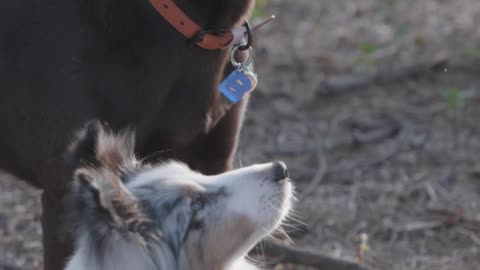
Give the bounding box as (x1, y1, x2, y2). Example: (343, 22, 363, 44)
(186, 97, 249, 175)
(184, 59, 253, 175)
(41, 192, 73, 270)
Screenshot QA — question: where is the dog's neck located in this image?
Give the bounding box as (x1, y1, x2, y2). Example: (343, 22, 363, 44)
(84, 0, 255, 42)
(173, 0, 256, 30)
(66, 236, 259, 270)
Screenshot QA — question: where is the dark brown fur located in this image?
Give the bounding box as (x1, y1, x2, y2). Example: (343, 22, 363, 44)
(0, 0, 255, 269)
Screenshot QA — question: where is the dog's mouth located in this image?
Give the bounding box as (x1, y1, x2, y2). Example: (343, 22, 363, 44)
(260, 176, 293, 233)
(264, 177, 293, 227)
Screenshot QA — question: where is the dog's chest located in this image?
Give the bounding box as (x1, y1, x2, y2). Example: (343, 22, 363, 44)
(123, 84, 223, 150)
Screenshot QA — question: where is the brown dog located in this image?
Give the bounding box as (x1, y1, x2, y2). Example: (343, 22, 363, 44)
(0, 0, 255, 269)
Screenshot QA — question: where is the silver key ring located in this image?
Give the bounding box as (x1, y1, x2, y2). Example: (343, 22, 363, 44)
(230, 46, 254, 69)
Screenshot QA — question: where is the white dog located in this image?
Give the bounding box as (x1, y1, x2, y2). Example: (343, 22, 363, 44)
(64, 122, 293, 270)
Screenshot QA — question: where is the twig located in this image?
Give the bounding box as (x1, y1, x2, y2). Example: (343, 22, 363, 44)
(329, 120, 408, 174)
(259, 240, 374, 270)
(252, 15, 276, 31)
(317, 55, 449, 96)
(426, 208, 480, 224)
(328, 137, 401, 173)
(393, 220, 446, 233)
(388, 208, 480, 235)
(352, 125, 401, 145)
(300, 123, 330, 201)
(456, 229, 480, 246)
(300, 148, 328, 200)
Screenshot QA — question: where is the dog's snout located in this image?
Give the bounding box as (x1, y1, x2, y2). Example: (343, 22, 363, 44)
(273, 161, 288, 181)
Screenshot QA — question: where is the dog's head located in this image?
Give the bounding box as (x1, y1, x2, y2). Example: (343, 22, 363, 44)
(65, 121, 293, 270)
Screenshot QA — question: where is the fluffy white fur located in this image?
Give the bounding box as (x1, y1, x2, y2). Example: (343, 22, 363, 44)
(65, 124, 293, 270)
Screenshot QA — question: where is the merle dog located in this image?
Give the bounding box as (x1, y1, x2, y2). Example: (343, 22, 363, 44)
(65, 122, 292, 270)
(0, 0, 255, 269)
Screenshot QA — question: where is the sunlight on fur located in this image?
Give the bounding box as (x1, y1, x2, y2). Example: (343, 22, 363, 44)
(64, 122, 293, 270)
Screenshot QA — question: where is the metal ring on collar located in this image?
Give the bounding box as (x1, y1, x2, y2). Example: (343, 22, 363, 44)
(238, 21, 253, 51)
(230, 46, 254, 69)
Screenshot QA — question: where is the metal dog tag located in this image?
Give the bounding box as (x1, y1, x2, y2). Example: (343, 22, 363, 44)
(219, 66, 258, 103)
(219, 46, 257, 103)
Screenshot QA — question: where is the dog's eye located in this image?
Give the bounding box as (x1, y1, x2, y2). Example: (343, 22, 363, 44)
(191, 195, 208, 211)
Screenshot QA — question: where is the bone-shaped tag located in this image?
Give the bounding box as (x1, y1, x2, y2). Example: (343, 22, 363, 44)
(218, 66, 258, 103)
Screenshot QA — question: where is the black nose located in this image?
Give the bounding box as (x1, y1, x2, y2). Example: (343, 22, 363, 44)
(273, 161, 288, 181)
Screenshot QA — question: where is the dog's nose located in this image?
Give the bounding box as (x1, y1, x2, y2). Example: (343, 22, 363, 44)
(273, 161, 288, 181)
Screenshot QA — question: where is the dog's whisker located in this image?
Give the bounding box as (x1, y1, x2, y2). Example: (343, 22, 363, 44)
(244, 256, 264, 269)
(277, 227, 294, 244)
(285, 216, 307, 226)
(238, 152, 244, 168)
(139, 149, 173, 163)
(284, 210, 305, 221)
(280, 223, 303, 231)
(261, 238, 267, 262)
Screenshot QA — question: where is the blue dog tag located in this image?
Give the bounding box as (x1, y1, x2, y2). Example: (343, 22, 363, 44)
(219, 66, 258, 103)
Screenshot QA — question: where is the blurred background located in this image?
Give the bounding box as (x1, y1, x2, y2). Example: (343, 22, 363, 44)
(1, 0, 480, 269)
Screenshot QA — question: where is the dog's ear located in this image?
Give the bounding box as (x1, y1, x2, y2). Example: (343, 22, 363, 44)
(67, 122, 151, 239)
(67, 120, 103, 169)
(73, 167, 149, 233)
(67, 120, 137, 173)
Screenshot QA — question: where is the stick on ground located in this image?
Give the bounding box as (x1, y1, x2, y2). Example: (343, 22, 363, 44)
(260, 240, 374, 270)
(317, 54, 449, 96)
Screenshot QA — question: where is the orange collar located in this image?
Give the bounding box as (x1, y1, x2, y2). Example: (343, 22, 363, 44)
(148, 0, 247, 50)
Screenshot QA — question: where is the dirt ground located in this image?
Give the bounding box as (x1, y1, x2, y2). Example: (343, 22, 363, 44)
(1, 0, 480, 269)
